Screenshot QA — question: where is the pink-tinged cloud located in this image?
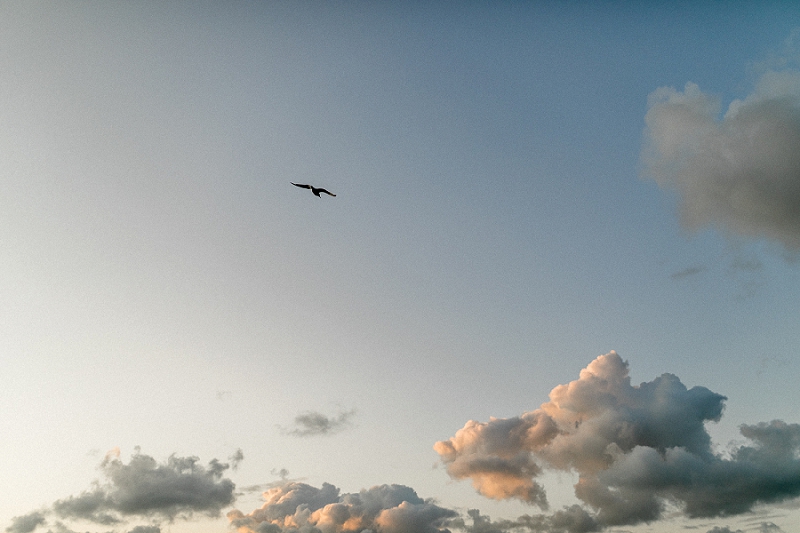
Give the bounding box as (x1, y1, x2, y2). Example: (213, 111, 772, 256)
(435, 351, 800, 529)
(227, 482, 456, 533)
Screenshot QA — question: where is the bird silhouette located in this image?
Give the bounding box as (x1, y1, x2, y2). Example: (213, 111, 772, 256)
(291, 182, 336, 197)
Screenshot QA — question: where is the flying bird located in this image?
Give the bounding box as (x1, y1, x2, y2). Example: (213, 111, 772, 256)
(291, 182, 336, 197)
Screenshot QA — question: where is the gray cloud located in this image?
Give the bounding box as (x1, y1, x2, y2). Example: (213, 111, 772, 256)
(435, 351, 800, 531)
(53, 450, 236, 522)
(757, 523, 785, 533)
(641, 62, 800, 251)
(5, 512, 46, 533)
(229, 449, 245, 471)
(671, 265, 706, 280)
(227, 481, 456, 533)
(283, 409, 356, 437)
(8, 450, 237, 533)
(126, 527, 161, 533)
(450, 507, 599, 533)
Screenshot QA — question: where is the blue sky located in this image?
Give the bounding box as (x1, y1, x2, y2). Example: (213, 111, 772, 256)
(2, 3, 800, 533)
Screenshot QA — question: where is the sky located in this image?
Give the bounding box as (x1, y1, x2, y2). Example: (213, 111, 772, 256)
(2, 2, 800, 533)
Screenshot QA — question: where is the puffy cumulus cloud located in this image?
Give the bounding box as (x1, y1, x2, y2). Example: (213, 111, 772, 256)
(227, 481, 456, 533)
(7, 450, 237, 533)
(283, 410, 357, 437)
(435, 351, 800, 530)
(433, 413, 556, 508)
(53, 450, 236, 522)
(641, 65, 800, 251)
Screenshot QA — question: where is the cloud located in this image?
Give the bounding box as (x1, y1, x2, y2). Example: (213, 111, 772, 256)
(449, 508, 599, 533)
(641, 63, 800, 251)
(283, 409, 356, 437)
(230, 449, 245, 470)
(435, 351, 800, 530)
(757, 523, 785, 533)
(8, 450, 237, 533)
(227, 481, 457, 533)
(53, 450, 236, 522)
(671, 265, 705, 280)
(5, 512, 46, 533)
(126, 527, 161, 533)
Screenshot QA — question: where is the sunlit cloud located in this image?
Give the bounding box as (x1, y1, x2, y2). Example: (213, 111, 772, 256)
(227, 481, 456, 533)
(435, 351, 800, 531)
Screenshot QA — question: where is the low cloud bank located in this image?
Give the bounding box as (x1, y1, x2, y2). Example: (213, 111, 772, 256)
(435, 351, 800, 531)
(228, 482, 456, 533)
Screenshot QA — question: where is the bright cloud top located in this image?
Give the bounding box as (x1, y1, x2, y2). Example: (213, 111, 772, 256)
(227, 482, 456, 533)
(435, 351, 800, 530)
(641, 67, 800, 250)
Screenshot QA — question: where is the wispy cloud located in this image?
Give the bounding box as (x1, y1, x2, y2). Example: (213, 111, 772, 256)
(671, 265, 706, 280)
(227, 482, 456, 533)
(435, 351, 800, 531)
(7, 449, 237, 533)
(282, 409, 356, 437)
(229, 449, 244, 471)
(641, 36, 800, 252)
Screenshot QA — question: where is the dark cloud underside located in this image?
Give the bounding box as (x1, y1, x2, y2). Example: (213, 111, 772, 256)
(435, 351, 800, 531)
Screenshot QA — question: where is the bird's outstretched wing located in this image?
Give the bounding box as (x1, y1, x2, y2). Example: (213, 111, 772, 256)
(315, 188, 336, 197)
(291, 182, 311, 190)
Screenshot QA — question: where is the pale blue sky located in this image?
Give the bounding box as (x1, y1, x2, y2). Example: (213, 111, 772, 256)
(2, 3, 800, 533)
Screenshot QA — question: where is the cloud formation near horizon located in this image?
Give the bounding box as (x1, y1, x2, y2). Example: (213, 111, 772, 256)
(435, 351, 800, 531)
(6, 449, 237, 533)
(227, 481, 456, 533)
(641, 66, 800, 251)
